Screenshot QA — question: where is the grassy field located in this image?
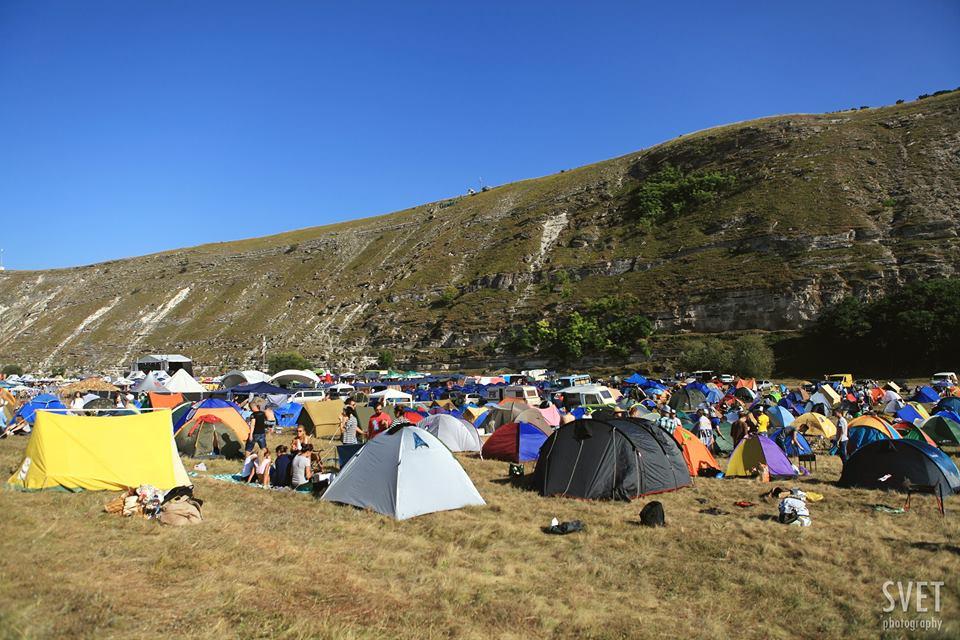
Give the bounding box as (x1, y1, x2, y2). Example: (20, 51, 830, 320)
(1, 432, 959, 640)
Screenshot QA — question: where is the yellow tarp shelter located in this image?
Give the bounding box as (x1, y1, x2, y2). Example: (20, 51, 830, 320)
(8, 410, 190, 491)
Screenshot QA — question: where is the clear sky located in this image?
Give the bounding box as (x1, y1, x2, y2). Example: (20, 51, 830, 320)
(1, 1, 958, 270)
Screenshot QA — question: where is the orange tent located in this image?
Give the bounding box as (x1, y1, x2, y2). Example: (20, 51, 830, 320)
(672, 426, 721, 476)
(148, 392, 185, 410)
(848, 414, 898, 438)
(736, 378, 757, 391)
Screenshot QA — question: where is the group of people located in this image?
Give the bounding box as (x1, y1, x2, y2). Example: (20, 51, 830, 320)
(236, 398, 409, 489)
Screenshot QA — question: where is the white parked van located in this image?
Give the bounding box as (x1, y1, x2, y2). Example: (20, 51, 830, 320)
(557, 384, 616, 409)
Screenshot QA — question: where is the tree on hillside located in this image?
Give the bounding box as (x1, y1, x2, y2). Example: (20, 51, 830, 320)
(1, 364, 23, 376)
(678, 338, 732, 372)
(266, 351, 312, 374)
(731, 335, 774, 378)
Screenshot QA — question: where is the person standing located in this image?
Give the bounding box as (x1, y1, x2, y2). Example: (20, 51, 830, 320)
(367, 403, 392, 440)
(834, 409, 849, 461)
(656, 408, 674, 434)
(70, 392, 85, 416)
(695, 408, 714, 448)
(339, 405, 360, 445)
(248, 403, 268, 451)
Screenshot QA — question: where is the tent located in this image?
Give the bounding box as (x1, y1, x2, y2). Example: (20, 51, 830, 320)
(538, 404, 562, 427)
(131, 371, 169, 393)
(935, 397, 960, 414)
(845, 426, 893, 457)
(713, 422, 735, 455)
(368, 389, 414, 405)
(481, 401, 534, 433)
(321, 425, 485, 519)
(896, 422, 938, 447)
(418, 414, 482, 453)
(672, 426, 721, 476)
(791, 412, 836, 439)
(838, 439, 960, 496)
(175, 407, 250, 448)
(896, 404, 927, 426)
(765, 406, 795, 430)
(8, 411, 190, 491)
(163, 369, 207, 395)
(725, 435, 796, 479)
(297, 399, 344, 437)
(220, 370, 271, 389)
(171, 402, 193, 431)
(848, 415, 899, 439)
(175, 412, 247, 459)
(921, 415, 960, 447)
(770, 427, 813, 457)
(625, 373, 647, 386)
(148, 392, 185, 410)
(270, 369, 321, 387)
(215, 381, 291, 397)
(462, 406, 488, 426)
(669, 388, 706, 412)
(14, 394, 66, 424)
(532, 418, 691, 500)
(913, 386, 941, 404)
(274, 402, 304, 427)
(481, 421, 550, 462)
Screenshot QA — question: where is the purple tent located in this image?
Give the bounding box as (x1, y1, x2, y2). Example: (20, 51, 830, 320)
(726, 434, 798, 479)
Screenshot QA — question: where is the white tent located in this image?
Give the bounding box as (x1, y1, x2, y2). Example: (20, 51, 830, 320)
(220, 370, 271, 389)
(321, 426, 485, 520)
(270, 369, 321, 387)
(368, 388, 413, 405)
(131, 371, 169, 393)
(163, 369, 206, 394)
(417, 414, 482, 453)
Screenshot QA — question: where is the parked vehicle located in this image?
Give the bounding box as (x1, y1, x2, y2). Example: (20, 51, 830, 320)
(932, 372, 958, 386)
(556, 384, 616, 410)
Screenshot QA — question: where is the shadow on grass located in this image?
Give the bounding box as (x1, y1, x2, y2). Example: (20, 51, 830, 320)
(882, 538, 960, 556)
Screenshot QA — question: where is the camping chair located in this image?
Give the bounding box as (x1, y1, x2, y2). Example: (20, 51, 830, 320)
(797, 452, 817, 473)
(903, 483, 945, 517)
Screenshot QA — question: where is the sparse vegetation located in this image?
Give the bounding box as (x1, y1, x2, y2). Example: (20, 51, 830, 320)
(377, 349, 395, 369)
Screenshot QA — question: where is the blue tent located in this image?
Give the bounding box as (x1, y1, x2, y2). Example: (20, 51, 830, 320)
(844, 426, 891, 457)
(642, 381, 668, 393)
(15, 394, 66, 424)
(274, 402, 304, 427)
(778, 397, 803, 415)
(703, 386, 723, 404)
(936, 410, 960, 425)
(896, 404, 926, 426)
(913, 386, 941, 404)
(766, 406, 795, 429)
(770, 427, 812, 456)
(625, 373, 647, 386)
(936, 397, 960, 414)
(685, 381, 710, 395)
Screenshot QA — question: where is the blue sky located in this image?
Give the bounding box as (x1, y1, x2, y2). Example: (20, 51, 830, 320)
(1, 1, 957, 270)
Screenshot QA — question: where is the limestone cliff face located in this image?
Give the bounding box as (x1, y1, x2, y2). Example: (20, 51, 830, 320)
(1, 92, 958, 372)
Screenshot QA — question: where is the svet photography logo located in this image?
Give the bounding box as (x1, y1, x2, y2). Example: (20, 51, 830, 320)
(881, 581, 944, 633)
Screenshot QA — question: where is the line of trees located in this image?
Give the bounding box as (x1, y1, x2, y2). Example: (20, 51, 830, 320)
(678, 335, 775, 378)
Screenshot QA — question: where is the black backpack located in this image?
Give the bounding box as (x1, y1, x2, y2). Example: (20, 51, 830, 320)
(640, 501, 665, 527)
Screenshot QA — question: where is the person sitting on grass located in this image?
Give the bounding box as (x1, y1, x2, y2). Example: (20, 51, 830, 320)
(272, 445, 293, 488)
(241, 449, 258, 482)
(291, 426, 310, 452)
(778, 488, 811, 526)
(290, 444, 314, 490)
(247, 447, 271, 486)
(0, 415, 30, 438)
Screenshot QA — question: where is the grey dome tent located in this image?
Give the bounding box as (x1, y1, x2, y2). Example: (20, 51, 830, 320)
(669, 388, 706, 412)
(321, 425, 485, 519)
(532, 418, 691, 500)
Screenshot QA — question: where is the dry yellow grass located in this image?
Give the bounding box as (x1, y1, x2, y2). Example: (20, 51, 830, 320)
(1, 432, 959, 640)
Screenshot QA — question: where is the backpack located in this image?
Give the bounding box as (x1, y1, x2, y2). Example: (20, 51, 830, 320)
(640, 501, 665, 527)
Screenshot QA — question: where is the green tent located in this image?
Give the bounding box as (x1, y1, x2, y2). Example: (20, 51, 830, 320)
(921, 416, 960, 446)
(713, 422, 735, 455)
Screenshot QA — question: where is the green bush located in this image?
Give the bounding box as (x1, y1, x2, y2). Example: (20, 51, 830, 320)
(266, 351, 312, 374)
(731, 335, 775, 378)
(377, 350, 396, 369)
(679, 338, 732, 372)
(2, 364, 24, 376)
(628, 164, 736, 222)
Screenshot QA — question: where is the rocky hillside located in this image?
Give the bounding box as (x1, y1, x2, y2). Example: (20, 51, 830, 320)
(1, 91, 959, 373)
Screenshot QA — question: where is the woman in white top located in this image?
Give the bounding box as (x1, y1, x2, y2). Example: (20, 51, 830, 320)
(241, 451, 259, 482)
(253, 449, 271, 486)
(70, 392, 85, 416)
